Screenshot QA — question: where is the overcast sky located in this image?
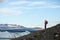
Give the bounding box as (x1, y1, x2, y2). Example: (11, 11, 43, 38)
(0, 0, 60, 28)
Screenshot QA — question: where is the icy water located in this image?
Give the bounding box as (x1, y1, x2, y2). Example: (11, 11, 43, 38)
(0, 31, 30, 40)
(0, 39, 10, 40)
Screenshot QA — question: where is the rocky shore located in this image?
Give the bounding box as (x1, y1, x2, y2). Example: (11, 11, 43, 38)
(11, 23, 60, 40)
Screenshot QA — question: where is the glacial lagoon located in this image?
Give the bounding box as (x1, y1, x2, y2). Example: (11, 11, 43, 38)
(0, 31, 30, 40)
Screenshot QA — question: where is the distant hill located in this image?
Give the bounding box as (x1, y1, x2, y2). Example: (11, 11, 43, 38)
(11, 23, 60, 40)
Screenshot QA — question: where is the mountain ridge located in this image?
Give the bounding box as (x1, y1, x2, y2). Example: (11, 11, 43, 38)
(11, 23, 60, 40)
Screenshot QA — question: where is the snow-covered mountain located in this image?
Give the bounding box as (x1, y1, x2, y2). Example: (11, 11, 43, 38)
(0, 24, 26, 30)
(0, 24, 25, 28)
(0, 24, 42, 32)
